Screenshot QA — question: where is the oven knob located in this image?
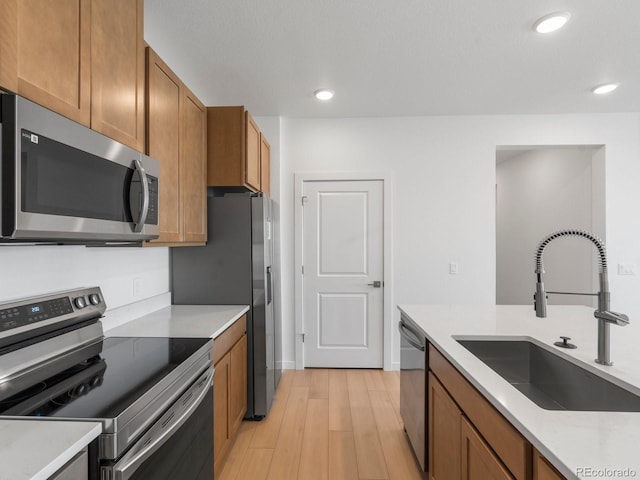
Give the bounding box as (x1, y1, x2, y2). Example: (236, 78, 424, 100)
(90, 376, 103, 387)
(74, 297, 87, 309)
(89, 294, 101, 305)
(74, 384, 88, 396)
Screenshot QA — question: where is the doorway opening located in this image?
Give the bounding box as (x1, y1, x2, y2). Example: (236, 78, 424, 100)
(496, 146, 605, 307)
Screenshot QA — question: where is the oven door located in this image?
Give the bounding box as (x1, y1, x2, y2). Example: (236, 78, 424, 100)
(101, 367, 213, 480)
(399, 315, 427, 472)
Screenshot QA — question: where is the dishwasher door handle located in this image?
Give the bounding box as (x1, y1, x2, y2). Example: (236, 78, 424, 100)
(398, 321, 425, 351)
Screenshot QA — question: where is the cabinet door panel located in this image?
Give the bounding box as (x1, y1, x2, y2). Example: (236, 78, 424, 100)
(245, 111, 261, 191)
(260, 133, 271, 196)
(2, 0, 91, 124)
(180, 89, 207, 243)
(146, 48, 181, 243)
(533, 450, 565, 480)
(91, 0, 144, 150)
(214, 353, 230, 473)
(462, 417, 514, 480)
(229, 334, 247, 433)
(0, 0, 19, 93)
(428, 372, 461, 480)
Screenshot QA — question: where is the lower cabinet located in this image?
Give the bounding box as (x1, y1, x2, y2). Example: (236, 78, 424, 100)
(212, 315, 248, 476)
(428, 372, 513, 480)
(428, 343, 567, 480)
(461, 417, 514, 480)
(428, 371, 461, 480)
(533, 450, 565, 480)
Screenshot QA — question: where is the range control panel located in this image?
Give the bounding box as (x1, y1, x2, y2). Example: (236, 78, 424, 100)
(0, 287, 105, 334)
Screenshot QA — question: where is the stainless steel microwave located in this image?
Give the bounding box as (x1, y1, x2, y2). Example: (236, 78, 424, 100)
(0, 93, 159, 243)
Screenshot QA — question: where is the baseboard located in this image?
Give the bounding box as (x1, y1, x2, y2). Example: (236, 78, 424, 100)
(278, 360, 296, 370)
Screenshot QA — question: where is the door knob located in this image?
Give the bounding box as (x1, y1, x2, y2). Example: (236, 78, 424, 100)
(367, 281, 382, 288)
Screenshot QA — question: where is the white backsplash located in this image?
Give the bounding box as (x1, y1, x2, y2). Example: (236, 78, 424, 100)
(0, 244, 170, 315)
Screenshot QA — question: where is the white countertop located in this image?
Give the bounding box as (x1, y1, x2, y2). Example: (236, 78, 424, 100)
(104, 304, 249, 339)
(398, 304, 640, 480)
(0, 419, 101, 480)
(0, 304, 247, 480)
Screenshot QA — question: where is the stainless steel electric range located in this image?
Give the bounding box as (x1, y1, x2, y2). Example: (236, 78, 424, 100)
(0, 287, 214, 480)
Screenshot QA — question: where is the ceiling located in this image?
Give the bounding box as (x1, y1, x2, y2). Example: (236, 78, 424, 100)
(144, 0, 640, 118)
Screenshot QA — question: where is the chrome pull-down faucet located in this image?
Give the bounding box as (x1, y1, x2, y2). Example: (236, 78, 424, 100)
(533, 229, 629, 366)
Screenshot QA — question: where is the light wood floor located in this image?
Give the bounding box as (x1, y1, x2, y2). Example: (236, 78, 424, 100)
(218, 369, 424, 480)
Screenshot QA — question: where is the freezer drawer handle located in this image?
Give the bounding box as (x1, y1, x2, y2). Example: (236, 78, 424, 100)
(399, 321, 425, 351)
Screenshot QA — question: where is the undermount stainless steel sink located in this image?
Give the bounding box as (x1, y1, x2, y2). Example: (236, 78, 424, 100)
(455, 338, 640, 412)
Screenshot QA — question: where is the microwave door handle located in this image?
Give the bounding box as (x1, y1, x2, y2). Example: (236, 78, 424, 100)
(130, 158, 150, 233)
(106, 367, 213, 480)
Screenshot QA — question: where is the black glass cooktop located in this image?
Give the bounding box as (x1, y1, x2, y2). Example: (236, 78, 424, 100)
(0, 336, 209, 419)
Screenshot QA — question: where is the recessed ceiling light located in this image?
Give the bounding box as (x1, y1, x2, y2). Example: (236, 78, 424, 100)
(592, 83, 619, 95)
(533, 12, 571, 34)
(314, 89, 334, 101)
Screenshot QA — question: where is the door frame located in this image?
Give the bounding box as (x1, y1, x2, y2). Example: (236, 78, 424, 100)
(294, 171, 394, 370)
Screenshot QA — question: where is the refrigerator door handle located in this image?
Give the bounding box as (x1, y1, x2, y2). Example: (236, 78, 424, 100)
(266, 266, 273, 305)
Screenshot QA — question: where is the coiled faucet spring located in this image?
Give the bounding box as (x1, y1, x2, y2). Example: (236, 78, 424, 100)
(533, 229, 628, 366)
(535, 229, 607, 276)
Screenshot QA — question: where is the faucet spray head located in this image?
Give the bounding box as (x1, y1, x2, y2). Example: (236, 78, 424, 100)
(534, 277, 547, 318)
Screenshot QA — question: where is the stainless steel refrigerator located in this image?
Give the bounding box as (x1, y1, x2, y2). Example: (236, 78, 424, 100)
(171, 190, 279, 419)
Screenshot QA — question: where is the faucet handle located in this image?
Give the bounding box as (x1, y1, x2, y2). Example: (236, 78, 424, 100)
(594, 310, 630, 326)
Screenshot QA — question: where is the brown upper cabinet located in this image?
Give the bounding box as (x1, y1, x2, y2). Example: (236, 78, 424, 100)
(260, 133, 271, 196)
(145, 47, 207, 246)
(0, 0, 91, 124)
(207, 106, 271, 193)
(90, 0, 145, 151)
(0, 0, 144, 151)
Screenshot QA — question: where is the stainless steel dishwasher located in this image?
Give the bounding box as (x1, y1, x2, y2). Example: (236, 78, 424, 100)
(399, 313, 427, 473)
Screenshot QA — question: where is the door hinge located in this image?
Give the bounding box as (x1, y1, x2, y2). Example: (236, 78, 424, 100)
(301, 196, 308, 206)
(301, 333, 305, 343)
(301, 265, 304, 274)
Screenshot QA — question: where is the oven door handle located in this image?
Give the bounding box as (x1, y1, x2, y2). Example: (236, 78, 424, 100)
(398, 320, 425, 352)
(130, 158, 150, 233)
(107, 366, 213, 480)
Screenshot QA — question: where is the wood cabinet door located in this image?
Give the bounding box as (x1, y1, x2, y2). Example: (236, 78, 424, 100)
(245, 111, 261, 191)
(180, 87, 207, 243)
(462, 417, 514, 480)
(533, 450, 565, 480)
(260, 133, 271, 196)
(90, 0, 144, 151)
(146, 48, 181, 243)
(0, 0, 91, 125)
(229, 334, 248, 434)
(428, 372, 462, 480)
(214, 352, 231, 475)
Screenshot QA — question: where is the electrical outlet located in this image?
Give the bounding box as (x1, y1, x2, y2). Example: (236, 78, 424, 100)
(618, 263, 636, 276)
(133, 278, 144, 296)
(449, 262, 459, 275)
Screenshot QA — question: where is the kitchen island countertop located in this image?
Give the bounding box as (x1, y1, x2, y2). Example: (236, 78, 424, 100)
(0, 419, 101, 480)
(398, 304, 640, 480)
(104, 304, 250, 339)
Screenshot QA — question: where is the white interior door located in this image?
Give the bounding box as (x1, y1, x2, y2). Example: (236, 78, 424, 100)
(302, 180, 383, 368)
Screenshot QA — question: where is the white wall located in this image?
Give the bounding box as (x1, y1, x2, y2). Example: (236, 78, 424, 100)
(276, 113, 640, 370)
(0, 246, 170, 316)
(496, 147, 602, 306)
